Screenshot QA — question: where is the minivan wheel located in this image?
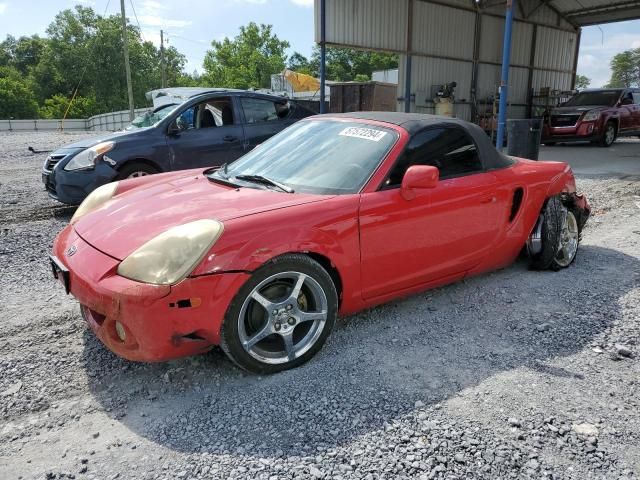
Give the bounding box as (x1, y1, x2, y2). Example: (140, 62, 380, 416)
(116, 162, 159, 180)
(599, 121, 616, 147)
(220, 254, 338, 374)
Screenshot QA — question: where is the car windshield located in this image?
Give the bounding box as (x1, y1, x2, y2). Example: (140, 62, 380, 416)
(564, 91, 621, 107)
(214, 119, 398, 195)
(125, 104, 178, 130)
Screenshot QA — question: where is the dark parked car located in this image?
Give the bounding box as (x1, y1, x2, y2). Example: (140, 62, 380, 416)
(42, 90, 315, 204)
(542, 88, 640, 147)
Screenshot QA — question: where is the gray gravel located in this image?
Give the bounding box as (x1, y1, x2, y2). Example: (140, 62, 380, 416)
(1, 131, 639, 479)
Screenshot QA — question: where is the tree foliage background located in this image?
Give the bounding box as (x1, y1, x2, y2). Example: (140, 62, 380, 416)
(606, 48, 640, 87)
(1, 6, 398, 119)
(0, 6, 188, 119)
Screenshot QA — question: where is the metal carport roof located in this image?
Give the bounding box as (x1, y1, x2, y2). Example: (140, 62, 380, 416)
(528, 0, 640, 27)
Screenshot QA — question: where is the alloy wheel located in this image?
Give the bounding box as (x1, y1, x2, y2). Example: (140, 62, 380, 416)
(554, 209, 579, 267)
(237, 271, 328, 365)
(605, 125, 615, 146)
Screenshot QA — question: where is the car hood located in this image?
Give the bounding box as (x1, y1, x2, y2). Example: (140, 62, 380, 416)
(74, 173, 332, 260)
(550, 105, 607, 115)
(54, 129, 147, 152)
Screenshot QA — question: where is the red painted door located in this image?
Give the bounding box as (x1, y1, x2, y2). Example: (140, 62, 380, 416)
(359, 171, 504, 300)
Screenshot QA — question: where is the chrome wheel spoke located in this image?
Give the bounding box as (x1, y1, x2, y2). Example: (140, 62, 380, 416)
(281, 332, 296, 360)
(251, 291, 275, 312)
(298, 310, 328, 323)
(289, 273, 307, 302)
(243, 323, 273, 349)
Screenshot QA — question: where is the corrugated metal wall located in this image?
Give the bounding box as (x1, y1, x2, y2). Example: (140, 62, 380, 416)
(317, 0, 579, 121)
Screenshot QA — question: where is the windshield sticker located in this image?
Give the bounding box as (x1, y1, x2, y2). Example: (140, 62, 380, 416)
(339, 126, 388, 142)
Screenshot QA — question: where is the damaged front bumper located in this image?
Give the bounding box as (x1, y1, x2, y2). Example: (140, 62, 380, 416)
(51, 225, 250, 362)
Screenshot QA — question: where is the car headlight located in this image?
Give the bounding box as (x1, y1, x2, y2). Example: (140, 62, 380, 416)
(117, 220, 224, 285)
(70, 181, 119, 224)
(64, 141, 115, 171)
(582, 110, 601, 122)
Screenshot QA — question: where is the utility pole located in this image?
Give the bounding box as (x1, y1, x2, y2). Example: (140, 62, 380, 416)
(120, 0, 135, 121)
(160, 29, 167, 88)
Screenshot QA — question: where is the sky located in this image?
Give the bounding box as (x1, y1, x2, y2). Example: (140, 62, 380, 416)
(0, 0, 638, 88)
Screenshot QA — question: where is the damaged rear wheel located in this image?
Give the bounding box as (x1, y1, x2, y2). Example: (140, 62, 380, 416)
(528, 196, 580, 271)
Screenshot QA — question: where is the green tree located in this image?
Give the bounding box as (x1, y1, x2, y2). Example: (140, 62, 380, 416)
(574, 74, 590, 89)
(203, 23, 290, 89)
(39, 93, 99, 119)
(0, 5, 191, 119)
(291, 47, 399, 81)
(606, 49, 640, 87)
(0, 35, 47, 75)
(287, 51, 313, 75)
(0, 74, 39, 118)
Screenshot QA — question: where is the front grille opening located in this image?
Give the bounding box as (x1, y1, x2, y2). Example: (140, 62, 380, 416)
(550, 115, 580, 127)
(45, 154, 66, 171)
(509, 188, 524, 222)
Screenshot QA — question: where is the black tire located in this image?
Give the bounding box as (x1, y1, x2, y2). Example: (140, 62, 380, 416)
(220, 254, 338, 374)
(529, 196, 580, 271)
(599, 121, 616, 147)
(115, 162, 159, 180)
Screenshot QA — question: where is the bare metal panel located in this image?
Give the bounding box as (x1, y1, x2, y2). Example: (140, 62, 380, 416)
(479, 16, 533, 66)
(508, 66, 531, 104)
(526, 5, 574, 30)
(315, 0, 408, 51)
(534, 27, 577, 71)
(411, 2, 475, 60)
(531, 70, 574, 93)
(476, 64, 528, 104)
(476, 63, 500, 101)
(411, 55, 473, 101)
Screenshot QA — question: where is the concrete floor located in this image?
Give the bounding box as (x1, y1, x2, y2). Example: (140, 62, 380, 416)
(538, 138, 640, 178)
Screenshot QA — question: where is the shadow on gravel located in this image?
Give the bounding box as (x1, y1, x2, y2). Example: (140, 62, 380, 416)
(80, 244, 638, 458)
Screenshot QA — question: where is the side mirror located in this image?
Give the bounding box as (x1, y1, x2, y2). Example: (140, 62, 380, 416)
(400, 165, 439, 200)
(167, 122, 181, 136)
(620, 98, 633, 106)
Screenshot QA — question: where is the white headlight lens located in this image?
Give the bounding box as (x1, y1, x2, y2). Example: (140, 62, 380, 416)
(582, 110, 601, 122)
(64, 141, 115, 171)
(117, 220, 224, 285)
(70, 181, 119, 224)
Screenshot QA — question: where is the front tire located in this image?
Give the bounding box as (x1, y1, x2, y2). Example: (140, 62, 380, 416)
(115, 162, 159, 180)
(599, 121, 616, 147)
(220, 254, 338, 374)
(529, 196, 580, 271)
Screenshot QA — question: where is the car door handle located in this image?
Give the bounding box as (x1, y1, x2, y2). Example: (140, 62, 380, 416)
(481, 196, 497, 204)
(223, 135, 238, 142)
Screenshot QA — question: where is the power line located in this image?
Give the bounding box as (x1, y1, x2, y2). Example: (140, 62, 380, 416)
(61, 0, 112, 125)
(128, 0, 146, 43)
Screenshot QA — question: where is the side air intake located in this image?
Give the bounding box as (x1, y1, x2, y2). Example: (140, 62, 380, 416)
(509, 188, 524, 222)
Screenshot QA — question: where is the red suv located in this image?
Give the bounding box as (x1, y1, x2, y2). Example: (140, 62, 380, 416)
(542, 88, 640, 147)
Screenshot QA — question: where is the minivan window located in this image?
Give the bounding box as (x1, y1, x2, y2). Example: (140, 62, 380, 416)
(241, 98, 289, 123)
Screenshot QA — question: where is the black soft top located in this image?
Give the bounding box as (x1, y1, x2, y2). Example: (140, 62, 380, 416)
(324, 111, 514, 171)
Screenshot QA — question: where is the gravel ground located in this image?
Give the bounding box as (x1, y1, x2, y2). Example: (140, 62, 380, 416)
(1, 131, 639, 480)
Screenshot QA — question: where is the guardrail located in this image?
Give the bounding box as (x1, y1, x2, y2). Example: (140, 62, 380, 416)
(0, 108, 151, 132)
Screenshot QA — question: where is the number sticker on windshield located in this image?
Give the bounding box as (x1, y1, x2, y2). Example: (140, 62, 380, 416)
(339, 127, 388, 142)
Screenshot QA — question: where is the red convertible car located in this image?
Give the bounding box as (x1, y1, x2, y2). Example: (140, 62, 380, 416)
(50, 113, 590, 374)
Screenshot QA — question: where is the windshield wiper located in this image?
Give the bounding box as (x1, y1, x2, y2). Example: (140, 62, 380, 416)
(234, 174, 294, 193)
